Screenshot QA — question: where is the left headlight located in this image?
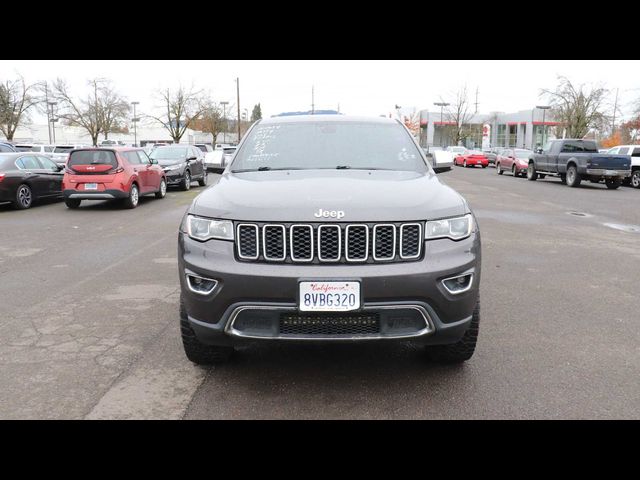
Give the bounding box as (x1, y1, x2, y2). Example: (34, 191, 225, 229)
(425, 214, 473, 241)
(186, 215, 234, 242)
(164, 163, 184, 171)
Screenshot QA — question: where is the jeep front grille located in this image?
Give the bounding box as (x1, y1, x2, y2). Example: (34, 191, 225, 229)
(236, 222, 423, 264)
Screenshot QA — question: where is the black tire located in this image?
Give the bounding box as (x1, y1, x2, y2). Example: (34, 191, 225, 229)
(198, 170, 208, 187)
(605, 177, 622, 190)
(123, 183, 140, 209)
(155, 178, 167, 199)
(539, 174, 546, 179)
(559, 174, 566, 184)
(566, 165, 581, 187)
(512, 165, 517, 176)
(14, 184, 33, 209)
(425, 297, 480, 364)
(180, 295, 233, 365)
(463, 160, 468, 168)
(180, 170, 191, 191)
(65, 198, 81, 209)
(496, 163, 503, 175)
(526, 162, 538, 181)
(481, 164, 487, 168)
(630, 170, 640, 189)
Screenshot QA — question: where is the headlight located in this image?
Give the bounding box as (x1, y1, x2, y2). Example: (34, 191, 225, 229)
(425, 214, 473, 240)
(164, 163, 184, 171)
(186, 215, 234, 241)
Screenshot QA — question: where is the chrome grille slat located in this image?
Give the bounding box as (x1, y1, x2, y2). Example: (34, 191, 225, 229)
(236, 222, 423, 263)
(373, 224, 396, 261)
(290, 225, 314, 262)
(263, 224, 286, 261)
(317, 225, 341, 262)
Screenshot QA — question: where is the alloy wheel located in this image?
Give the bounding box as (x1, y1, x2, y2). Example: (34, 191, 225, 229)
(18, 185, 32, 208)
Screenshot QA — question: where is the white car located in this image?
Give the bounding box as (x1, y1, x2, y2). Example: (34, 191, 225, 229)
(14, 144, 55, 154)
(422, 146, 454, 171)
(607, 145, 640, 188)
(205, 146, 237, 172)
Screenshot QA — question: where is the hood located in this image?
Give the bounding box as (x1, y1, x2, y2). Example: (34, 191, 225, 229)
(190, 169, 468, 222)
(158, 158, 185, 166)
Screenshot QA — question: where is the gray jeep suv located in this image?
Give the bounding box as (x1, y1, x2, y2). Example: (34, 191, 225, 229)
(178, 115, 481, 364)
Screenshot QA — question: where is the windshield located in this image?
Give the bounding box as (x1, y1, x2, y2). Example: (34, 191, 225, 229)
(54, 146, 74, 153)
(223, 148, 236, 155)
(231, 121, 427, 172)
(150, 147, 188, 161)
(196, 145, 209, 153)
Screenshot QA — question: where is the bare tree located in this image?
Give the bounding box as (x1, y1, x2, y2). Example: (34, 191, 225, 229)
(541, 76, 609, 139)
(98, 83, 130, 140)
(52, 78, 105, 146)
(191, 100, 224, 145)
(147, 86, 206, 143)
(0, 75, 40, 141)
(442, 85, 475, 146)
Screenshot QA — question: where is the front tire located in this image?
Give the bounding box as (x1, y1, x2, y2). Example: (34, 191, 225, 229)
(496, 163, 503, 175)
(65, 198, 81, 209)
(630, 170, 640, 189)
(425, 297, 480, 364)
(180, 295, 233, 365)
(566, 165, 581, 187)
(198, 170, 208, 187)
(14, 184, 33, 209)
(605, 177, 622, 190)
(123, 183, 139, 209)
(155, 178, 167, 199)
(526, 163, 538, 181)
(180, 171, 191, 191)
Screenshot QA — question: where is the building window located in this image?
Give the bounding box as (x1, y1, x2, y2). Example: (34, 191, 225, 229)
(508, 125, 517, 147)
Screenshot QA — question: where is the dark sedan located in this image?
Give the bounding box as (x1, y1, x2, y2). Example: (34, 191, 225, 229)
(0, 153, 64, 209)
(149, 145, 208, 191)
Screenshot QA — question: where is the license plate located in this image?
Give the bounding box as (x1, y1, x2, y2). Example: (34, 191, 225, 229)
(299, 281, 360, 312)
(605, 170, 617, 176)
(84, 183, 98, 190)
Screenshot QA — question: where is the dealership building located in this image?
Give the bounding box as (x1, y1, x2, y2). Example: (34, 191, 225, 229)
(417, 108, 559, 150)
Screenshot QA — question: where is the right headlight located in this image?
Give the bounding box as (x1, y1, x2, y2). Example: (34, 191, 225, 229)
(425, 214, 473, 241)
(186, 215, 234, 242)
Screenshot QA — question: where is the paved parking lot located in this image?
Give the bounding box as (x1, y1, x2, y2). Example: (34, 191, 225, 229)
(1, 167, 639, 419)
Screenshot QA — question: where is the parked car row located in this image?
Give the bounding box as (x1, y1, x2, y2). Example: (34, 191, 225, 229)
(465, 139, 635, 191)
(0, 144, 212, 210)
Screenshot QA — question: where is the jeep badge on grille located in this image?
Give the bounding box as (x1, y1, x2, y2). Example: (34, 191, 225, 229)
(314, 209, 345, 220)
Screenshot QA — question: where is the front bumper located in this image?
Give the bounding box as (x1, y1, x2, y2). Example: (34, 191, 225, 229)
(164, 169, 187, 185)
(178, 230, 481, 347)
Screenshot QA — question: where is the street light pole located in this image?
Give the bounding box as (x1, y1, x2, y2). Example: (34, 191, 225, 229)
(220, 101, 229, 144)
(236, 77, 241, 143)
(434, 102, 450, 146)
(48, 101, 58, 144)
(131, 101, 140, 147)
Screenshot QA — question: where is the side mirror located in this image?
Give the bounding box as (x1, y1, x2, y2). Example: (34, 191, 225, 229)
(57, 164, 65, 171)
(536, 148, 543, 154)
(187, 156, 197, 162)
(150, 158, 158, 165)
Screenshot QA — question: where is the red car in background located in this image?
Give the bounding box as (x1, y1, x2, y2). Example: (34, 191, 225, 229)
(62, 147, 167, 209)
(454, 150, 489, 168)
(495, 148, 534, 177)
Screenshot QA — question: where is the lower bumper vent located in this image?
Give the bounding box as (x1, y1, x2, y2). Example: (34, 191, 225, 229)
(280, 313, 380, 336)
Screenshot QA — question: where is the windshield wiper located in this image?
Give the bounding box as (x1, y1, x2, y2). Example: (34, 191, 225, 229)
(335, 166, 394, 171)
(231, 167, 308, 173)
(336, 165, 351, 169)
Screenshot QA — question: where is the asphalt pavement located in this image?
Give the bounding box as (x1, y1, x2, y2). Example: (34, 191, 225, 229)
(1, 166, 638, 419)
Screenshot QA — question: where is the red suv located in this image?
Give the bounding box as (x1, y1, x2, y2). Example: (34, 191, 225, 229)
(62, 148, 167, 209)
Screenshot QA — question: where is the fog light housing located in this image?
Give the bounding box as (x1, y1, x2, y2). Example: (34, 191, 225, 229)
(186, 274, 218, 295)
(442, 273, 473, 294)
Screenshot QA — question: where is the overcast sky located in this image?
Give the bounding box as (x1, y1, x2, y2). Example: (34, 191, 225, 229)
(3, 60, 639, 122)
